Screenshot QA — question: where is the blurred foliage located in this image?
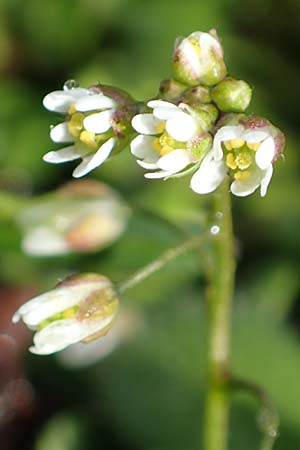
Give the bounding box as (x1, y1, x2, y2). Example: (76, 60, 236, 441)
(0, 0, 299, 450)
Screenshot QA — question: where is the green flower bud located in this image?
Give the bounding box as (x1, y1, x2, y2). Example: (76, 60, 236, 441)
(182, 85, 211, 104)
(211, 77, 252, 113)
(159, 78, 187, 101)
(172, 30, 227, 87)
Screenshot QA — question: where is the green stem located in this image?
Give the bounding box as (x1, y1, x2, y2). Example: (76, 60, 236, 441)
(118, 235, 203, 294)
(204, 178, 236, 450)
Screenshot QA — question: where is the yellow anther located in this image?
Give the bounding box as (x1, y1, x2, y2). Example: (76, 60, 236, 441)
(68, 103, 77, 115)
(234, 170, 251, 181)
(226, 153, 237, 170)
(224, 140, 232, 150)
(235, 152, 252, 170)
(230, 138, 245, 148)
(68, 112, 84, 138)
(80, 130, 100, 150)
(156, 122, 165, 134)
(247, 142, 261, 151)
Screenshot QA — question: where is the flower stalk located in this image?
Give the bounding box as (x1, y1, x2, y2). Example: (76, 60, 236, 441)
(204, 177, 236, 450)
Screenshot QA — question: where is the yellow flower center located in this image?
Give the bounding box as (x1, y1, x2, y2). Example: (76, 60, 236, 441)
(223, 138, 262, 181)
(152, 130, 185, 156)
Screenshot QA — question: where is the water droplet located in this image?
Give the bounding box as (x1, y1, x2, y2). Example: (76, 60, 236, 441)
(210, 225, 220, 236)
(64, 79, 79, 90)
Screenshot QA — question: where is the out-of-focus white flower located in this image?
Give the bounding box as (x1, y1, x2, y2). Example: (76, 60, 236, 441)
(18, 180, 130, 257)
(190, 115, 285, 197)
(12, 274, 119, 355)
(172, 30, 227, 86)
(131, 100, 213, 179)
(43, 81, 134, 178)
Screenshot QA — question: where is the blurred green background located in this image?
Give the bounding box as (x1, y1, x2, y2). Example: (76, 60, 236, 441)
(0, 0, 299, 449)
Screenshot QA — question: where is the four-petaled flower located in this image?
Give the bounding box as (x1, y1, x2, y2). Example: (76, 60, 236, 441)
(190, 116, 285, 197)
(130, 100, 212, 179)
(12, 274, 119, 355)
(43, 82, 119, 178)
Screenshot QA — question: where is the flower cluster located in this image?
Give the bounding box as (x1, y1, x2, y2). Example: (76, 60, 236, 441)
(42, 30, 284, 197)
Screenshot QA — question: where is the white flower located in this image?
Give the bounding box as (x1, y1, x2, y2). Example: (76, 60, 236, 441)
(12, 274, 119, 355)
(190, 116, 285, 197)
(18, 180, 130, 257)
(130, 100, 212, 179)
(172, 30, 227, 86)
(43, 82, 118, 178)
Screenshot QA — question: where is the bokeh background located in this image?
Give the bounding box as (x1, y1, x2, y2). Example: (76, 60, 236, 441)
(0, 0, 299, 449)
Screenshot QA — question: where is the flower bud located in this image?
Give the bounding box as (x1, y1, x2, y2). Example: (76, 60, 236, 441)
(182, 85, 211, 105)
(12, 273, 119, 355)
(172, 30, 227, 86)
(187, 133, 213, 160)
(211, 78, 252, 112)
(18, 180, 130, 256)
(159, 78, 187, 101)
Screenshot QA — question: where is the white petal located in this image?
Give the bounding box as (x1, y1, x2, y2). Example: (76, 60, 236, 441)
(177, 39, 201, 74)
(157, 149, 192, 173)
(213, 125, 243, 161)
(72, 138, 115, 178)
(30, 315, 115, 355)
(260, 165, 273, 197)
(255, 137, 275, 170)
(166, 113, 198, 141)
(243, 130, 269, 143)
(43, 88, 89, 113)
(190, 151, 227, 194)
(83, 110, 113, 134)
(147, 100, 178, 110)
(43, 146, 81, 163)
(144, 170, 173, 179)
(230, 171, 261, 197)
(75, 95, 115, 112)
(30, 319, 87, 354)
(22, 227, 69, 257)
(130, 135, 159, 162)
(12, 281, 109, 326)
(50, 123, 74, 143)
(137, 160, 159, 169)
(131, 114, 162, 134)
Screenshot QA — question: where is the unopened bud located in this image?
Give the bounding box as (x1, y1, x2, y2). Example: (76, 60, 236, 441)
(159, 78, 187, 101)
(18, 180, 130, 256)
(183, 85, 211, 105)
(187, 133, 212, 159)
(12, 273, 119, 355)
(172, 30, 227, 86)
(211, 77, 252, 112)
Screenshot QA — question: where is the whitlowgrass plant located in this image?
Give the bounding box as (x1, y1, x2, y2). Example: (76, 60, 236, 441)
(12, 29, 285, 450)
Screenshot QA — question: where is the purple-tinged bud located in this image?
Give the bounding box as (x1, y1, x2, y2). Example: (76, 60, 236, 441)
(182, 85, 211, 105)
(187, 133, 213, 159)
(159, 78, 187, 101)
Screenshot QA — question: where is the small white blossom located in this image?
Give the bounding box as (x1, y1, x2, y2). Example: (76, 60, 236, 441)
(131, 100, 212, 179)
(12, 274, 119, 355)
(43, 82, 118, 178)
(190, 116, 285, 197)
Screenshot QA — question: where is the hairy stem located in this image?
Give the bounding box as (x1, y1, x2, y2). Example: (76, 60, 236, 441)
(204, 178, 236, 450)
(118, 235, 203, 294)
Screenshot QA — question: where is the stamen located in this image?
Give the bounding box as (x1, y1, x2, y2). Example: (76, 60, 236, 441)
(156, 122, 165, 134)
(235, 152, 252, 170)
(224, 141, 232, 150)
(80, 131, 101, 150)
(226, 153, 237, 170)
(68, 112, 84, 138)
(247, 142, 260, 151)
(230, 138, 244, 148)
